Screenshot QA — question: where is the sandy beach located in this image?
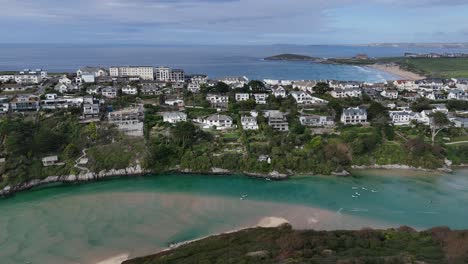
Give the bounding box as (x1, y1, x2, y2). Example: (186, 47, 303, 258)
(95, 253, 129, 264)
(370, 64, 425, 81)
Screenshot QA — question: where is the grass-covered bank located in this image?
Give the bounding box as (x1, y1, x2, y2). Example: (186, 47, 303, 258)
(124, 224, 468, 264)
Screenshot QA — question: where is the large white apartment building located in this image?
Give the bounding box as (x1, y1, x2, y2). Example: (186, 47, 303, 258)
(155, 67, 171, 82)
(109, 66, 154, 80)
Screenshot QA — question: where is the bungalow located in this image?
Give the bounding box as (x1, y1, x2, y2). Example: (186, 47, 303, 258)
(341, 107, 367, 125)
(162, 112, 187, 124)
(203, 114, 233, 130)
(252, 93, 269, 104)
(290, 91, 328, 105)
(42, 156, 59, 167)
(299, 115, 335, 127)
(271, 85, 287, 98)
(381, 90, 399, 99)
(235, 93, 250, 102)
(241, 116, 259, 130)
(102, 87, 118, 98)
(264, 110, 289, 131)
(122, 86, 138, 95)
(331, 88, 362, 98)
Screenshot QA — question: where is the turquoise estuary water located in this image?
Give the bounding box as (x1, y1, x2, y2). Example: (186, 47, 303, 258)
(1, 170, 468, 263)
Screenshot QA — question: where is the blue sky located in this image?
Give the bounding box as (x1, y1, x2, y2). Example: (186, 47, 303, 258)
(1, 0, 468, 44)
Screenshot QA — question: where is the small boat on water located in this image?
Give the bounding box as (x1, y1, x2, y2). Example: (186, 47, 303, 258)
(362, 187, 368, 191)
(355, 192, 361, 196)
(371, 190, 378, 193)
(352, 195, 358, 198)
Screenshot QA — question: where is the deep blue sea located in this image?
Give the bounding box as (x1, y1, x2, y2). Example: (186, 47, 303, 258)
(1, 44, 468, 82)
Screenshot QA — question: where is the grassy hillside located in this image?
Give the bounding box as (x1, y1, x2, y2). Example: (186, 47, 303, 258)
(124, 225, 468, 264)
(379, 57, 468, 78)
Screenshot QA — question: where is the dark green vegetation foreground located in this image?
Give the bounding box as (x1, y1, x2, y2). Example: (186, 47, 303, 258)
(124, 225, 468, 264)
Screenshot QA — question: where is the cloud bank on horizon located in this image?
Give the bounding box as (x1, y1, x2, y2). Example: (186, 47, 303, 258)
(0, 0, 467, 44)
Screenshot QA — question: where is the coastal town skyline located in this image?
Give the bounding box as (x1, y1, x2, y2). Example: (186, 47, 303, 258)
(1, 0, 468, 45)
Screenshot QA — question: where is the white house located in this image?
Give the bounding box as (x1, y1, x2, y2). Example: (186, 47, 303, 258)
(15, 74, 40, 84)
(290, 91, 328, 105)
(77, 67, 108, 78)
(165, 99, 184, 106)
(389, 110, 418, 126)
(235, 93, 250, 102)
(55, 83, 79, 93)
(0, 75, 14, 83)
(86, 86, 101, 95)
(381, 90, 399, 99)
(83, 103, 100, 118)
(187, 82, 200, 93)
(331, 88, 362, 98)
(203, 114, 233, 130)
(341, 107, 367, 125)
(252, 93, 269, 104)
(59, 76, 72, 85)
(448, 89, 468, 101)
(299, 115, 335, 127)
(162, 112, 187, 124)
(241, 116, 259, 130)
(218, 76, 248, 86)
(293, 81, 317, 93)
(102, 87, 118, 98)
(271, 85, 287, 98)
(122, 86, 138, 95)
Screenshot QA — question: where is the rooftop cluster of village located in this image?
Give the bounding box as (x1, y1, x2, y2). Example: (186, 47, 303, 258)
(0, 65, 467, 137)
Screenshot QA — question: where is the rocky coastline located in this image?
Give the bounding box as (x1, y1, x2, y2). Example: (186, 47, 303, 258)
(1, 163, 455, 197)
(0, 165, 150, 197)
(351, 164, 453, 173)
